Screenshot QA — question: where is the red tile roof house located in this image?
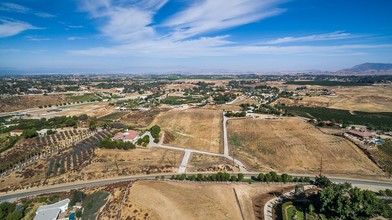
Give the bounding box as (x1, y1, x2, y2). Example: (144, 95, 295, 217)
(347, 130, 375, 139)
(10, 129, 24, 137)
(112, 130, 139, 143)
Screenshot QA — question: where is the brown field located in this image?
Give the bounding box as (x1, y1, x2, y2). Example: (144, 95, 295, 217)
(274, 85, 392, 112)
(155, 109, 222, 153)
(187, 153, 239, 172)
(122, 108, 170, 129)
(0, 94, 67, 112)
(228, 117, 384, 177)
(164, 83, 197, 90)
(0, 148, 183, 192)
(79, 148, 183, 179)
(202, 104, 241, 111)
(123, 180, 294, 220)
(24, 102, 114, 119)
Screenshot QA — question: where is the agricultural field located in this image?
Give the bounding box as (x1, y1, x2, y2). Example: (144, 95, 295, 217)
(275, 85, 392, 112)
(98, 111, 130, 121)
(368, 141, 392, 175)
(279, 106, 392, 131)
(122, 108, 170, 129)
(228, 117, 384, 178)
(122, 180, 294, 220)
(64, 93, 100, 103)
(155, 109, 222, 153)
(0, 94, 67, 112)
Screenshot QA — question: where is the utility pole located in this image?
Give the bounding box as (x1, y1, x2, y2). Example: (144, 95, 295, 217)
(319, 156, 323, 176)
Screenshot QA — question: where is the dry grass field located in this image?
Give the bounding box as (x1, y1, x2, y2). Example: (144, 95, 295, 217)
(122, 108, 170, 129)
(0, 148, 183, 192)
(123, 180, 294, 220)
(274, 85, 392, 112)
(79, 148, 183, 179)
(228, 117, 384, 177)
(155, 109, 222, 153)
(0, 94, 67, 112)
(187, 153, 239, 172)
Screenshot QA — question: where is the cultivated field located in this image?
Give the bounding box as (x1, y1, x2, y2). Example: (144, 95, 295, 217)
(155, 109, 222, 153)
(123, 180, 294, 220)
(0, 147, 183, 192)
(228, 117, 384, 177)
(275, 85, 392, 112)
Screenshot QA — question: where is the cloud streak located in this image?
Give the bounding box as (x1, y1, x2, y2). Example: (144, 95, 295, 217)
(264, 31, 356, 44)
(0, 2, 55, 18)
(0, 19, 41, 38)
(163, 0, 285, 40)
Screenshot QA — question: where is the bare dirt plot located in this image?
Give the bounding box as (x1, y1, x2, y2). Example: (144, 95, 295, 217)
(228, 117, 384, 177)
(155, 109, 222, 153)
(0, 94, 67, 112)
(186, 153, 239, 173)
(79, 148, 183, 180)
(123, 108, 170, 129)
(125, 180, 294, 220)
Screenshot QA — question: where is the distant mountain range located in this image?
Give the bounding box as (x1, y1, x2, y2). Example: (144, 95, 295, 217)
(341, 63, 392, 72)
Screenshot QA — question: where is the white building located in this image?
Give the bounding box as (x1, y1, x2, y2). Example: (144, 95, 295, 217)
(34, 199, 70, 220)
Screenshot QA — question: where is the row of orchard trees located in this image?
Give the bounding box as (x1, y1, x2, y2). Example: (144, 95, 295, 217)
(170, 172, 311, 183)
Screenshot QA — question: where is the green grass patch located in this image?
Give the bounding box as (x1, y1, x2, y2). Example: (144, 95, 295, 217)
(65, 94, 99, 103)
(99, 111, 129, 121)
(280, 106, 392, 131)
(378, 141, 392, 157)
(160, 96, 203, 105)
(284, 81, 371, 86)
(81, 191, 109, 220)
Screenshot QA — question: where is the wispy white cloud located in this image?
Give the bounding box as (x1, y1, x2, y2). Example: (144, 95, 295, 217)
(71, 0, 390, 59)
(264, 31, 355, 44)
(80, 0, 168, 42)
(25, 35, 51, 41)
(163, 0, 285, 40)
(67, 37, 86, 41)
(0, 19, 41, 38)
(0, 2, 55, 18)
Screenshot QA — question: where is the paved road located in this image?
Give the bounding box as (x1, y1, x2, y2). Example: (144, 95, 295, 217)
(222, 114, 229, 156)
(179, 151, 192, 173)
(1, 172, 391, 202)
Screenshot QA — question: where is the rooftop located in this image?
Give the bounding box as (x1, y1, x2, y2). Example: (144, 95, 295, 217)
(112, 130, 138, 141)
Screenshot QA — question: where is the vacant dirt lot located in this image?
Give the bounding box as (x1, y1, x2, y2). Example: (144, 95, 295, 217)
(155, 109, 222, 153)
(187, 153, 239, 173)
(80, 148, 183, 180)
(274, 85, 392, 112)
(125, 180, 294, 220)
(228, 117, 384, 177)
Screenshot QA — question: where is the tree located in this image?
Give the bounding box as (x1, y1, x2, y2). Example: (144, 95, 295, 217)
(237, 173, 244, 181)
(22, 128, 37, 139)
(257, 173, 264, 181)
(315, 175, 332, 188)
(6, 211, 23, 220)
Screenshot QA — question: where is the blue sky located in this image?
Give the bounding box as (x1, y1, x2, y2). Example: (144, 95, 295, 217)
(0, 0, 392, 73)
